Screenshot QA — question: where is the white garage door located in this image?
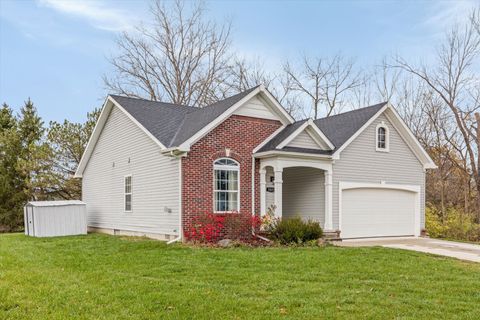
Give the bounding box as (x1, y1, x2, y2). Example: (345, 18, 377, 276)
(341, 188, 416, 239)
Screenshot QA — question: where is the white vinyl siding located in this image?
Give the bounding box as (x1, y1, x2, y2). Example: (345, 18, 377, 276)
(283, 167, 325, 225)
(82, 106, 180, 236)
(286, 131, 321, 150)
(332, 113, 425, 230)
(233, 96, 281, 121)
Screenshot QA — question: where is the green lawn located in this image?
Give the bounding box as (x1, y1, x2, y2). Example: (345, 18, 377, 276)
(1, 234, 480, 319)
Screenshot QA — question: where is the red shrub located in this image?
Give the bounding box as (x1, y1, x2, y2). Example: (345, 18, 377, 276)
(184, 213, 225, 243)
(184, 212, 262, 243)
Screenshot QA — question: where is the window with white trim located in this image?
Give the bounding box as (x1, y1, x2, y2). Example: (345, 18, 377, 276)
(376, 123, 389, 152)
(213, 158, 239, 212)
(124, 175, 132, 212)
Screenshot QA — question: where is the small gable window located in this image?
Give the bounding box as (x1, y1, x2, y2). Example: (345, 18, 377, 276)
(376, 123, 389, 152)
(213, 158, 239, 212)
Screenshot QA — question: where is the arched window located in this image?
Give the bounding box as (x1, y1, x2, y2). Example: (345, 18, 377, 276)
(213, 158, 239, 212)
(376, 123, 389, 152)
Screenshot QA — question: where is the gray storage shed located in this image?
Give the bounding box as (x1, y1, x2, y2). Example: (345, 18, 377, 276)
(24, 201, 87, 237)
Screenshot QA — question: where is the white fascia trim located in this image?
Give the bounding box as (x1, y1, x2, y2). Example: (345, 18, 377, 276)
(74, 97, 112, 178)
(110, 96, 167, 150)
(339, 181, 421, 193)
(332, 102, 436, 169)
(178, 85, 294, 150)
(338, 181, 421, 237)
(259, 85, 295, 123)
(252, 124, 287, 153)
(74, 96, 166, 178)
(384, 107, 437, 169)
(276, 121, 309, 149)
(276, 119, 334, 150)
(254, 150, 333, 160)
(306, 119, 335, 150)
(332, 103, 389, 160)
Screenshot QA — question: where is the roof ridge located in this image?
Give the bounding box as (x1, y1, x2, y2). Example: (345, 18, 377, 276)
(202, 85, 260, 109)
(315, 102, 387, 121)
(109, 94, 194, 109)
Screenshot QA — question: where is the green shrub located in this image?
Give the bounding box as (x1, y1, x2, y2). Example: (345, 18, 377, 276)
(269, 217, 323, 245)
(426, 206, 480, 242)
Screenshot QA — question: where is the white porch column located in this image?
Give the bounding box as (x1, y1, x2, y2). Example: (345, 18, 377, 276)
(274, 169, 283, 218)
(259, 169, 267, 215)
(324, 170, 333, 230)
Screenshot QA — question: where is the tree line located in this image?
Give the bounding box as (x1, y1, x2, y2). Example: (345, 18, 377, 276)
(1, 0, 480, 240)
(0, 101, 99, 231)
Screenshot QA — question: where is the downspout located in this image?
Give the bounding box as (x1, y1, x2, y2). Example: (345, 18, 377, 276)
(168, 155, 183, 245)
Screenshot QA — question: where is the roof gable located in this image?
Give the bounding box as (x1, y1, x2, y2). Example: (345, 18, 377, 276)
(257, 104, 385, 156)
(169, 86, 260, 147)
(287, 131, 322, 149)
(110, 95, 192, 147)
(173, 85, 294, 150)
(277, 119, 334, 151)
(314, 102, 386, 149)
(75, 86, 295, 176)
(233, 95, 282, 121)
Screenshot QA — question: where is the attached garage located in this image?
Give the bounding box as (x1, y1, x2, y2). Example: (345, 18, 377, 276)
(339, 182, 421, 239)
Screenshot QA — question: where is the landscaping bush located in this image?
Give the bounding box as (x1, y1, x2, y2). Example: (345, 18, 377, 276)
(184, 212, 262, 243)
(184, 213, 225, 243)
(269, 216, 323, 245)
(426, 206, 480, 242)
(223, 213, 262, 240)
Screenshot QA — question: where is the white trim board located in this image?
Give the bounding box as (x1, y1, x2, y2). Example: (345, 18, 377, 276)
(276, 119, 334, 150)
(178, 85, 295, 151)
(74, 96, 167, 178)
(332, 103, 436, 169)
(338, 181, 421, 238)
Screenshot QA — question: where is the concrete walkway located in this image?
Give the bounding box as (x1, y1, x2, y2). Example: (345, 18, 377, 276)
(334, 237, 480, 263)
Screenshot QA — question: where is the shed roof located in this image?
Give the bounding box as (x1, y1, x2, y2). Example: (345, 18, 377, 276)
(26, 200, 86, 207)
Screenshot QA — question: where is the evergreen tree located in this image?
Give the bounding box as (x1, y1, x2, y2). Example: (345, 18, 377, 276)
(16, 99, 53, 202)
(0, 103, 25, 231)
(47, 107, 100, 199)
(0, 99, 100, 232)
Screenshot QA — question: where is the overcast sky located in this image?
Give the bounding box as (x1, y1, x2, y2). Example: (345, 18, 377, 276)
(0, 0, 477, 123)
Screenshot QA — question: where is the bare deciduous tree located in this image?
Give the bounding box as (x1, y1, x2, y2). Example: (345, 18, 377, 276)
(223, 57, 275, 93)
(104, 0, 231, 107)
(283, 54, 363, 118)
(394, 16, 480, 218)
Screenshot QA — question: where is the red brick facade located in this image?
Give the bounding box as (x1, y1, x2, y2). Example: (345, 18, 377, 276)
(181, 115, 282, 239)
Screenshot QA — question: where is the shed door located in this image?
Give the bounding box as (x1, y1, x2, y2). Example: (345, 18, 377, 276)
(341, 188, 416, 239)
(26, 207, 34, 236)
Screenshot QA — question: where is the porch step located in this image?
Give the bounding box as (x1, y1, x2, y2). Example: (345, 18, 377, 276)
(323, 230, 341, 241)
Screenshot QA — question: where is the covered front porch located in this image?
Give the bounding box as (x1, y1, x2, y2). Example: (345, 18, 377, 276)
(258, 155, 333, 231)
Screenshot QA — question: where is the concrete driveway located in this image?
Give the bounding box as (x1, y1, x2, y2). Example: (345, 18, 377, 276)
(335, 237, 480, 262)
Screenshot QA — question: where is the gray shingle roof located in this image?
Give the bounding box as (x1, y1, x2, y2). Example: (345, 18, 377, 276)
(257, 102, 387, 154)
(110, 86, 258, 148)
(169, 86, 259, 147)
(112, 89, 386, 155)
(110, 95, 192, 147)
